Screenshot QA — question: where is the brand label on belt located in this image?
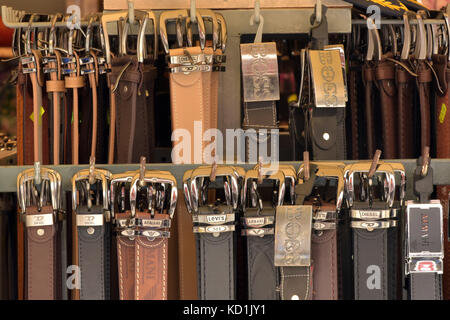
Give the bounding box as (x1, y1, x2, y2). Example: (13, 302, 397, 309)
(439, 103, 447, 124)
(308, 50, 346, 108)
(274, 205, 312, 267)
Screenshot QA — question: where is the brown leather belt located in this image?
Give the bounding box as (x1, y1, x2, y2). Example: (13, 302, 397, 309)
(112, 170, 177, 300)
(362, 62, 377, 158)
(416, 60, 432, 152)
(396, 61, 415, 158)
(64, 51, 85, 164)
(348, 60, 362, 159)
(376, 55, 397, 159)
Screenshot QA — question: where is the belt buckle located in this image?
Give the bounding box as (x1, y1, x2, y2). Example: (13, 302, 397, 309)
(345, 162, 397, 231)
(240, 168, 285, 237)
(72, 161, 112, 226)
(405, 200, 444, 275)
(187, 165, 240, 237)
(126, 169, 178, 241)
(17, 162, 62, 226)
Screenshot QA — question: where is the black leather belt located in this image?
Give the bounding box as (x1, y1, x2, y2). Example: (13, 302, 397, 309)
(185, 166, 239, 300)
(405, 157, 443, 300)
(346, 163, 400, 300)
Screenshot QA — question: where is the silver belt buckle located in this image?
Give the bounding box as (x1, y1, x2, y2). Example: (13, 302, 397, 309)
(240, 42, 280, 102)
(406, 201, 444, 274)
(274, 205, 312, 267)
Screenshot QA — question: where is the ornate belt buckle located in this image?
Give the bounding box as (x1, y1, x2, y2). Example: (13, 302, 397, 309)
(240, 42, 280, 102)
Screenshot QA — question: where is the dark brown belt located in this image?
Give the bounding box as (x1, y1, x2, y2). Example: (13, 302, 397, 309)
(416, 60, 432, 152)
(362, 62, 377, 158)
(396, 61, 415, 158)
(375, 55, 397, 159)
(348, 60, 362, 160)
(0, 194, 17, 300)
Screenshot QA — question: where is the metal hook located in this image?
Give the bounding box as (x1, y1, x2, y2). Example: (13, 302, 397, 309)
(250, 8, 264, 44)
(421, 146, 430, 177)
(257, 157, 263, 184)
(253, 0, 260, 24)
(88, 156, 96, 185)
(210, 161, 217, 182)
(190, 0, 197, 23)
(139, 156, 146, 187)
(368, 149, 382, 179)
(303, 151, 310, 181)
(313, 0, 322, 26)
(128, 0, 135, 25)
(25, 13, 37, 55)
(34, 161, 41, 185)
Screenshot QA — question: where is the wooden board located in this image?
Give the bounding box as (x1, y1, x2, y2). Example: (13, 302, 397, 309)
(104, 0, 352, 10)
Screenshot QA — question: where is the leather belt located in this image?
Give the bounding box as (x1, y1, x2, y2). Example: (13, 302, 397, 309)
(72, 167, 111, 300)
(362, 63, 377, 158)
(396, 61, 415, 158)
(345, 162, 400, 300)
(416, 60, 432, 152)
(184, 166, 239, 299)
(241, 168, 283, 300)
(348, 60, 362, 159)
(43, 50, 65, 165)
(17, 166, 62, 300)
(0, 194, 17, 299)
(376, 55, 397, 159)
(406, 157, 443, 300)
(63, 51, 84, 164)
(300, 163, 345, 300)
(111, 169, 177, 300)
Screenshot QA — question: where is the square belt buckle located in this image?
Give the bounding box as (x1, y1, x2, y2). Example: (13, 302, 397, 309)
(406, 201, 444, 274)
(240, 42, 280, 102)
(274, 205, 312, 267)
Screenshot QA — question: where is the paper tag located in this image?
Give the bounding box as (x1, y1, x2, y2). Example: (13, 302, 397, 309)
(29, 106, 45, 125)
(240, 42, 280, 102)
(274, 205, 312, 267)
(439, 103, 447, 124)
(308, 50, 346, 108)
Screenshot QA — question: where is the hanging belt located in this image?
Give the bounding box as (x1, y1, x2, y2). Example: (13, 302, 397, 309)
(0, 194, 17, 300)
(64, 52, 85, 164)
(112, 171, 177, 300)
(347, 164, 399, 300)
(17, 167, 62, 300)
(376, 55, 397, 159)
(416, 60, 432, 152)
(44, 51, 66, 165)
(396, 61, 415, 158)
(406, 157, 443, 300)
(362, 62, 377, 158)
(348, 60, 362, 159)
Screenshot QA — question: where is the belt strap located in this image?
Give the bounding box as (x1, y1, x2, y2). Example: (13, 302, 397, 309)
(169, 47, 210, 164)
(64, 51, 84, 164)
(115, 211, 170, 300)
(351, 202, 398, 300)
(311, 203, 338, 300)
(194, 205, 236, 300)
(0, 194, 17, 299)
(376, 56, 397, 159)
(243, 207, 278, 300)
(416, 60, 432, 152)
(410, 273, 442, 300)
(362, 62, 377, 158)
(176, 192, 198, 300)
(349, 61, 362, 159)
(45, 51, 65, 165)
(396, 62, 415, 158)
(76, 205, 110, 300)
(432, 54, 450, 299)
(25, 205, 56, 300)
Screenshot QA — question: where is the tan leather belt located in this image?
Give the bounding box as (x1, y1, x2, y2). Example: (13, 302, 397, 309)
(111, 169, 177, 300)
(63, 51, 84, 164)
